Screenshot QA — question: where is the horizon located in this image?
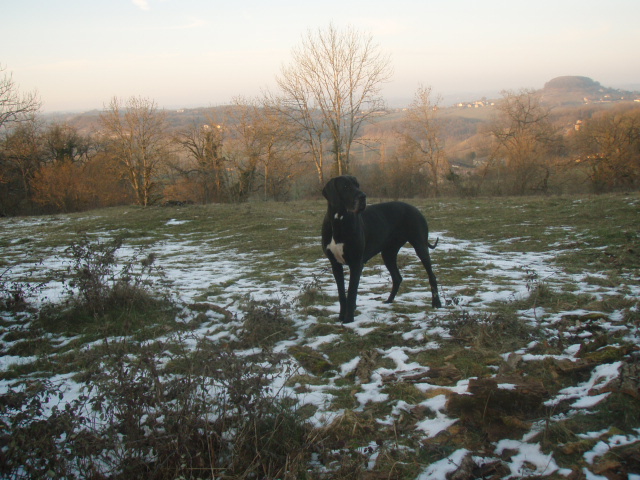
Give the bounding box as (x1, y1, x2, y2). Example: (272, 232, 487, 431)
(5, 0, 640, 113)
(42, 77, 640, 117)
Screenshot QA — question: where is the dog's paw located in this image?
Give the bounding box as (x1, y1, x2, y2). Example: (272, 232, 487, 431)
(341, 314, 355, 324)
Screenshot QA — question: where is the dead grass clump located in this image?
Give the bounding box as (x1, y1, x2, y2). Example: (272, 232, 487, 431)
(446, 377, 548, 442)
(238, 298, 296, 348)
(289, 345, 334, 375)
(319, 410, 380, 451)
(445, 310, 535, 352)
(382, 381, 427, 405)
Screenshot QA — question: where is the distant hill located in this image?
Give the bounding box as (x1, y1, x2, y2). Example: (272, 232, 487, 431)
(543, 76, 602, 91)
(539, 75, 638, 106)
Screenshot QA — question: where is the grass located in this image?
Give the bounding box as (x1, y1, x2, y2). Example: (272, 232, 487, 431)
(1, 192, 639, 478)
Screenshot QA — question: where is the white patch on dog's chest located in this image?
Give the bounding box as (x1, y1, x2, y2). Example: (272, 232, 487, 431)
(327, 238, 346, 264)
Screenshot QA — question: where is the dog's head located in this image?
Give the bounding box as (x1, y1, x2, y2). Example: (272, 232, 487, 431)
(322, 175, 367, 214)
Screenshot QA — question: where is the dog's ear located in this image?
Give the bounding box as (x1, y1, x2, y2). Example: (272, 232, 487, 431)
(322, 178, 336, 202)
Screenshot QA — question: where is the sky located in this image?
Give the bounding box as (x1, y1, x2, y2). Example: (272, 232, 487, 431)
(3, 0, 639, 112)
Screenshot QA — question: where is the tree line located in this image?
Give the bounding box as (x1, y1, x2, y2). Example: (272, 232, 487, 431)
(2, 25, 640, 216)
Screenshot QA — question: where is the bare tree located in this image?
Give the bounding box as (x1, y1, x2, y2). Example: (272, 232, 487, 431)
(275, 23, 392, 182)
(0, 65, 40, 131)
(222, 99, 263, 201)
(99, 97, 172, 206)
(573, 105, 640, 191)
(0, 118, 43, 212)
(487, 89, 557, 194)
(174, 116, 228, 203)
(395, 85, 447, 196)
(43, 123, 94, 164)
(267, 75, 326, 185)
(242, 98, 299, 200)
(222, 97, 300, 201)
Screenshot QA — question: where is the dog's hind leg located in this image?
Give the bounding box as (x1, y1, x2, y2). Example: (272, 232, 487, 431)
(381, 247, 403, 303)
(412, 242, 442, 308)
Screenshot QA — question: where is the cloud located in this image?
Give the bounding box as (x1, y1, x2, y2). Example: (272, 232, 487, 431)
(132, 0, 150, 11)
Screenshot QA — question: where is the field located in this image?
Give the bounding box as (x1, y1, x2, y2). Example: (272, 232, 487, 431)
(1, 193, 639, 479)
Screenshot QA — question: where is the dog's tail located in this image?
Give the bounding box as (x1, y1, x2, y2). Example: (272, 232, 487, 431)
(428, 237, 439, 250)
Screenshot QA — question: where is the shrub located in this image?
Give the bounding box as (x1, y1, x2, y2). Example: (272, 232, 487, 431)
(0, 271, 40, 313)
(0, 380, 87, 479)
(297, 273, 324, 307)
(36, 235, 175, 338)
(62, 235, 161, 315)
(0, 338, 315, 479)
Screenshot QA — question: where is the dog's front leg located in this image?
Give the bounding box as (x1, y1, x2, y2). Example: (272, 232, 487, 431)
(344, 262, 363, 323)
(330, 261, 348, 322)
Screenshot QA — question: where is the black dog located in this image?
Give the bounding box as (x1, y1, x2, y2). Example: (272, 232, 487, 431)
(321, 176, 442, 323)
